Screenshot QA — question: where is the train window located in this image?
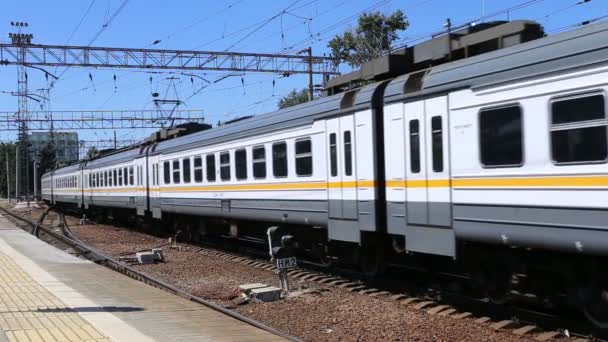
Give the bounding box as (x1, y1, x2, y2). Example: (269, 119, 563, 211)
(108, 170, 113, 187)
(123, 168, 129, 186)
(220, 152, 231, 181)
(329, 134, 337, 177)
(119, 169, 123, 186)
(551, 93, 607, 164)
(104, 171, 109, 187)
(182, 158, 191, 183)
(193, 157, 203, 183)
(431, 116, 443, 172)
(479, 105, 523, 167)
(410, 120, 421, 173)
(113, 169, 118, 186)
(252, 146, 266, 179)
(295, 138, 313, 176)
(172, 160, 181, 184)
(206, 154, 216, 182)
(272, 142, 288, 177)
(344, 131, 352, 176)
(163, 161, 170, 184)
(235, 149, 247, 180)
(129, 167, 134, 185)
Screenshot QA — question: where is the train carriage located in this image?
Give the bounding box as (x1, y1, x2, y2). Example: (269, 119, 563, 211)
(47, 163, 82, 208)
(149, 82, 388, 248)
(383, 18, 608, 258)
(82, 147, 143, 214)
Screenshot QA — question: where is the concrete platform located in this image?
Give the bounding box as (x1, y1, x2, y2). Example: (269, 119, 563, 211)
(0, 213, 286, 342)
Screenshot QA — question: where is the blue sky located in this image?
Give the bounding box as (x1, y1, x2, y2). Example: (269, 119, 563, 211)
(0, 0, 602, 149)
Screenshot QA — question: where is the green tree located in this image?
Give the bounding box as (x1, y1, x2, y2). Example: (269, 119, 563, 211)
(86, 146, 99, 159)
(37, 141, 57, 176)
(278, 88, 310, 109)
(328, 10, 409, 67)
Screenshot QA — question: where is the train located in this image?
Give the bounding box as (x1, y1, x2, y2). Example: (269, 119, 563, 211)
(42, 20, 608, 327)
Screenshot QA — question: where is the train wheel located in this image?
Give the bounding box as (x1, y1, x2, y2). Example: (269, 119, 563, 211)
(583, 287, 608, 329)
(359, 237, 387, 277)
(311, 243, 333, 267)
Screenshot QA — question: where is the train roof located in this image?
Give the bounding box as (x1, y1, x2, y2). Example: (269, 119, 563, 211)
(384, 19, 608, 103)
(150, 80, 387, 155)
(83, 147, 144, 169)
(47, 162, 81, 177)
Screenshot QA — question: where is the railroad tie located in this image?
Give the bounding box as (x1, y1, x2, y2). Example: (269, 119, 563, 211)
(534, 331, 561, 342)
(299, 274, 319, 281)
(437, 308, 457, 316)
(512, 325, 537, 336)
(347, 285, 366, 292)
(308, 275, 328, 282)
(400, 297, 420, 305)
(369, 291, 391, 298)
(451, 312, 472, 319)
(317, 277, 339, 284)
(427, 305, 451, 315)
(412, 301, 435, 310)
(474, 316, 491, 324)
(390, 294, 408, 301)
(358, 288, 379, 295)
(327, 279, 347, 286)
(490, 320, 516, 330)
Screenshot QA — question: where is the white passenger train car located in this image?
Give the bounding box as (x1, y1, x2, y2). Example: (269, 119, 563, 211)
(148, 84, 386, 244)
(382, 21, 608, 259)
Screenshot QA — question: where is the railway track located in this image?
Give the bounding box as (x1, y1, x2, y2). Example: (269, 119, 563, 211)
(0, 204, 300, 342)
(177, 241, 604, 342)
(4, 204, 605, 342)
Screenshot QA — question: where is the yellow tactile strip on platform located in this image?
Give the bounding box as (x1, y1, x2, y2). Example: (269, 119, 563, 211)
(0, 253, 111, 342)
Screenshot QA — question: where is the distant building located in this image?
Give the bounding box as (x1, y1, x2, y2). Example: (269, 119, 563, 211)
(29, 132, 79, 163)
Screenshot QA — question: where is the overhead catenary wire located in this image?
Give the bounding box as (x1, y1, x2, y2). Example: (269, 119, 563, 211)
(547, 13, 608, 34)
(51, 0, 131, 89)
(535, 0, 592, 22)
(147, 0, 248, 47)
(223, 0, 305, 51)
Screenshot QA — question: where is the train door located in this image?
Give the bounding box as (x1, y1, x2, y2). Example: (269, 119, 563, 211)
(404, 96, 454, 256)
(149, 153, 162, 219)
(326, 115, 359, 243)
(404, 101, 428, 225)
(135, 157, 146, 216)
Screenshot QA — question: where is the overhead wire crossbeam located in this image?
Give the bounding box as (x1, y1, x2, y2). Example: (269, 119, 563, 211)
(0, 110, 205, 130)
(0, 43, 339, 75)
